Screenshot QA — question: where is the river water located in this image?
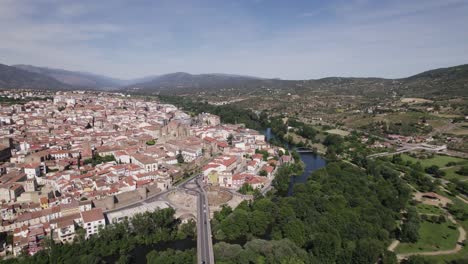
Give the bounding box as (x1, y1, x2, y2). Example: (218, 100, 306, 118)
(263, 127, 327, 195)
(287, 152, 326, 195)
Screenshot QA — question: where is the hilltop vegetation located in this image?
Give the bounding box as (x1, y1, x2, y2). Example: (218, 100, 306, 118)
(1, 62, 467, 98)
(129, 64, 468, 98)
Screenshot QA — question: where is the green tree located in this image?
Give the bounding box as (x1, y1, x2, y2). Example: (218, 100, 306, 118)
(282, 219, 305, 247)
(146, 139, 156, 145)
(176, 152, 184, 163)
(249, 211, 271, 237)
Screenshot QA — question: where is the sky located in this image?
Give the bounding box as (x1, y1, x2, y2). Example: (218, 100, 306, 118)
(1, 0, 468, 80)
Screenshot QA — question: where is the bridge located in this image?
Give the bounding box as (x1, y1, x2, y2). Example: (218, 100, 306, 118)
(295, 147, 316, 153)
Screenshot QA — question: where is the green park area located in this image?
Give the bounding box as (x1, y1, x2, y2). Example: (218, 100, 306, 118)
(416, 203, 445, 215)
(396, 220, 459, 254)
(400, 154, 467, 168)
(419, 195, 468, 263)
(325, 128, 350, 136)
(443, 166, 468, 181)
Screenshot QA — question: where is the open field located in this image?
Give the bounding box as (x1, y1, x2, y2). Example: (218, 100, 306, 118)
(416, 203, 446, 215)
(396, 221, 459, 254)
(421, 196, 468, 263)
(431, 114, 464, 119)
(400, 154, 468, 168)
(401, 98, 434, 104)
(449, 123, 468, 136)
(325, 129, 350, 136)
(344, 111, 452, 133)
(442, 166, 468, 181)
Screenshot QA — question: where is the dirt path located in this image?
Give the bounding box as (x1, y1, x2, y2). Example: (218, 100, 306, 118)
(388, 240, 400, 252)
(457, 194, 468, 204)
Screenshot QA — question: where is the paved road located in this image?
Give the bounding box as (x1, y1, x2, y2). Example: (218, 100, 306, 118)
(104, 174, 199, 214)
(181, 177, 215, 264)
(196, 178, 215, 264)
(367, 142, 447, 158)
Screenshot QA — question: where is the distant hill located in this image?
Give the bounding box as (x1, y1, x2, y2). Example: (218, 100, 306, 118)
(14, 65, 123, 89)
(12, 65, 163, 89)
(1, 62, 467, 97)
(127, 72, 262, 91)
(0, 63, 70, 90)
(401, 64, 468, 96)
(126, 64, 468, 98)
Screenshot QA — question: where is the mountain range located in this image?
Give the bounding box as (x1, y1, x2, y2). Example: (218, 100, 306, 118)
(0, 63, 467, 97)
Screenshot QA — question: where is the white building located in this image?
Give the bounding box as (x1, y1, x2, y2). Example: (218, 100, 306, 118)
(81, 208, 105, 239)
(57, 220, 75, 243)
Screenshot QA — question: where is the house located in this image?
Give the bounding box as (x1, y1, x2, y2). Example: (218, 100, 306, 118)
(247, 160, 259, 172)
(81, 208, 105, 239)
(261, 165, 275, 178)
(56, 219, 75, 243)
(132, 154, 159, 172)
(281, 155, 292, 164)
(24, 163, 41, 179)
(49, 150, 70, 160)
(218, 171, 233, 188)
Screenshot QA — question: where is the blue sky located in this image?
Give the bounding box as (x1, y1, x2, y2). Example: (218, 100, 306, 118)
(1, 0, 467, 79)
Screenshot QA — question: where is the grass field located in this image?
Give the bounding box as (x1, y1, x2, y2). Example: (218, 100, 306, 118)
(401, 154, 468, 168)
(325, 129, 350, 136)
(442, 166, 468, 181)
(416, 203, 446, 215)
(401, 98, 433, 104)
(450, 123, 468, 136)
(421, 196, 468, 263)
(396, 220, 459, 254)
(431, 114, 464, 119)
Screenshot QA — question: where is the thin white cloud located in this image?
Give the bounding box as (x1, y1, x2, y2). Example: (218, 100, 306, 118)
(0, 0, 467, 79)
(56, 3, 88, 17)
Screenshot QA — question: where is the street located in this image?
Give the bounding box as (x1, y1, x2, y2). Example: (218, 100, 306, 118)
(181, 176, 215, 264)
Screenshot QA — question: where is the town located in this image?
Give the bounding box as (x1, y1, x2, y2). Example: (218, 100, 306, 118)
(0, 91, 288, 258)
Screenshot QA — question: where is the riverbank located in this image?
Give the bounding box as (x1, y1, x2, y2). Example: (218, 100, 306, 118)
(263, 127, 327, 195)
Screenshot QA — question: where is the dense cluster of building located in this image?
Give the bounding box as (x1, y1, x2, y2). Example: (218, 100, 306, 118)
(0, 91, 286, 257)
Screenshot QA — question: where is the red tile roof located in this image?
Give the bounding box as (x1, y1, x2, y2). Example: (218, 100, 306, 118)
(81, 208, 104, 223)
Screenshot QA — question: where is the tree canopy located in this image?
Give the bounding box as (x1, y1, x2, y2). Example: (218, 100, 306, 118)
(213, 161, 410, 264)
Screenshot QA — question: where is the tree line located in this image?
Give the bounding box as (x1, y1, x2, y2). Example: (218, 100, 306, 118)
(3, 208, 196, 264)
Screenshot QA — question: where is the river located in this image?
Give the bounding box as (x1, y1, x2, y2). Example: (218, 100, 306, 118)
(263, 127, 327, 195)
(287, 152, 326, 195)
